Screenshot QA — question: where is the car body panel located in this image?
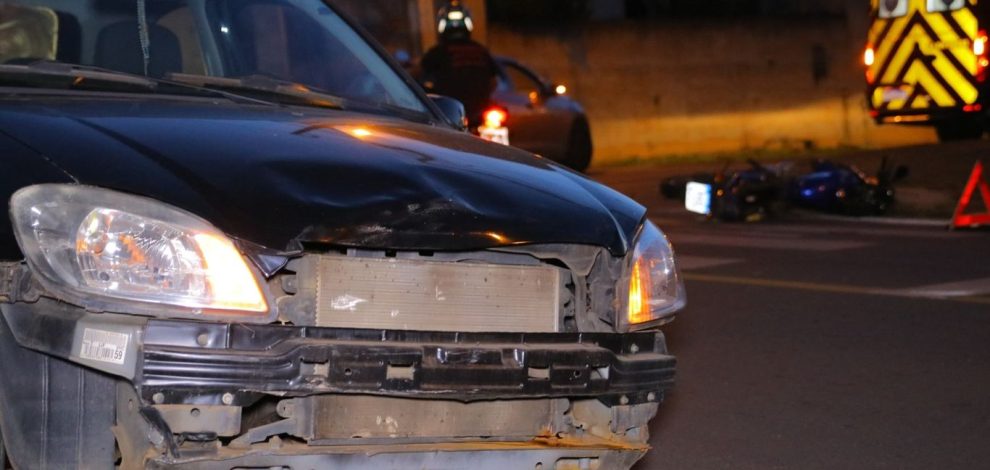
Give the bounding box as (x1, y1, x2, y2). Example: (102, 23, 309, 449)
(0, 91, 642, 259)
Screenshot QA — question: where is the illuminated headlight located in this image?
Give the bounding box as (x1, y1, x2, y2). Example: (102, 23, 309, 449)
(619, 221, 686, 330)
(9, 185, 269, 320)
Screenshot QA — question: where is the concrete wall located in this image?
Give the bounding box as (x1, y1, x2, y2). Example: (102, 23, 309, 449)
(487, 17, 936, 163)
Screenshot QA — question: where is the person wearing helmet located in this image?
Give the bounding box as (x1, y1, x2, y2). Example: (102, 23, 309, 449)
(420, 1, 499, 128)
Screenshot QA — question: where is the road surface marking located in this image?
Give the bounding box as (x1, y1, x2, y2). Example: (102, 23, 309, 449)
(683, 273, 990, 305)
(794, 211, 950, 228)
(901, 278, 990, 298)
(662, 223, 966, 241)
(734, 226, 963, 240)
(668, 233, 870, 251)
(651, 218, 969, 241)
(676, 255, 743, 271)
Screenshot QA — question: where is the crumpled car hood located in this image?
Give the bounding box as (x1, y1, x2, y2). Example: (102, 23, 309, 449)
(0, 94, 645, 256)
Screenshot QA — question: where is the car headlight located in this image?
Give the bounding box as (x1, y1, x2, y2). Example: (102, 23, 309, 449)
(619, 220, 685, 330)
(9, 184, 270, 320)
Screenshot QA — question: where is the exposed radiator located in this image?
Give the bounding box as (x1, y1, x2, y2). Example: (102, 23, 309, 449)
(314, 256, 560, 333)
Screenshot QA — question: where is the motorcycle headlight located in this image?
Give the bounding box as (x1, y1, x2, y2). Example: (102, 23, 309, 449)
(9, 185, 270, 320)
(619, 221, 686, 331)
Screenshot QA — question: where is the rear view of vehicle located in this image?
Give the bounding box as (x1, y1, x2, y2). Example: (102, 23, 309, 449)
(865, 0, 990, 140)
(493, 57, 594, 172)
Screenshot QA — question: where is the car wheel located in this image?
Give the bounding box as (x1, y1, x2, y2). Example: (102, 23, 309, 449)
(563, 119, 593, 172)
(935, 118, 984, 141)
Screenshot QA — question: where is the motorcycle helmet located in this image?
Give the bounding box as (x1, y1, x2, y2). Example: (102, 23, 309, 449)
(437, 1, 473, 41)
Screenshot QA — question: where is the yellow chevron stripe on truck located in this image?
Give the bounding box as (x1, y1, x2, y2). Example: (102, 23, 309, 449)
(867, 0, 980, 115)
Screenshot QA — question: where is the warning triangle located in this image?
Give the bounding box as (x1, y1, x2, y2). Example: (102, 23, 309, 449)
(952, 160, 990, 229)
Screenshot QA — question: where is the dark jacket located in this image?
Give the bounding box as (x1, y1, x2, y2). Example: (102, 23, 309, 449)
(421, 38, 498, 124)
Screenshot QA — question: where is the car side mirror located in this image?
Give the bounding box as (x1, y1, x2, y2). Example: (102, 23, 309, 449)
(429, 95, 467, 131)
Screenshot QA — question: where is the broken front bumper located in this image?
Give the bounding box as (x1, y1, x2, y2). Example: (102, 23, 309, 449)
(148, 441, 648, 470)
(141, 319, 676, 405)
(0, 298, 675, 469)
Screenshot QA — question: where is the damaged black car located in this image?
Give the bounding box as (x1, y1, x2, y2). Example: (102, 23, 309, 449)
(0, 1, 685, 468)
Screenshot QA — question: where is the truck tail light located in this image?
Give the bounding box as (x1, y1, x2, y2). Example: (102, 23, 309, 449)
(975, 30, 988, 83)
(864, 45, 876, 84)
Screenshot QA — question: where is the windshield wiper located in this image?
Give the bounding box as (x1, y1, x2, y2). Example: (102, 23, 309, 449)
(0, 60, 272, 105)
(167, 73, 344, 110)
(0, 61, 159, 91)
(170, 74, 434, 122)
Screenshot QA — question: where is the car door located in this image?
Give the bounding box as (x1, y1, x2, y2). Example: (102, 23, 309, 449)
(492, 60, 571, 160)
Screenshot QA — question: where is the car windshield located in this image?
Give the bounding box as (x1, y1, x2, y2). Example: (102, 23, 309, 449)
(0, 0, 429, 114)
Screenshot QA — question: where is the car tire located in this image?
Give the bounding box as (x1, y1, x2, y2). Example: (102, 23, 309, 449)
(0, 309, 118, 468)
(935, 118, 984, 141)
(563, 119, 593, 172)
(0, 426, 6, 470)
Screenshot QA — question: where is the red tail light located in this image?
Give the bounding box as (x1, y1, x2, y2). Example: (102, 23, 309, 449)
(864, 45, 876, 84)
(975, 30, 988, 83)
(974, 30, 988, 56)
(484, 107, 507, 128)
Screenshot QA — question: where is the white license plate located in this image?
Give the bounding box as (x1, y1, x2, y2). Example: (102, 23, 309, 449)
(685, 182, 712, 215)
(479, 125, 510, 145)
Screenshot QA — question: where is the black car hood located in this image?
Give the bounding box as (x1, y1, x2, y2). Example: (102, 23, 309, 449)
(0, 93, 644, 257)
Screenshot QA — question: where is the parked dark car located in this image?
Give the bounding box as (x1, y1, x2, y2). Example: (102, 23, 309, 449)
(0, 1, 684, 469)
(493, 56, 594, 172)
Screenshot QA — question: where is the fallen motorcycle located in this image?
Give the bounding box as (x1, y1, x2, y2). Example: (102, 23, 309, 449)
(674, 160, 788, 222)
(662, 158, 909, 221)
(790, 157, 908, 216)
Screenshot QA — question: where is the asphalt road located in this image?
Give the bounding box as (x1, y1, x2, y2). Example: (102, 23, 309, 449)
(594, 165, 990, 469)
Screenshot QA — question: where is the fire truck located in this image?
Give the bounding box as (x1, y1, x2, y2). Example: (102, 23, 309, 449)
(865, 0, 990, 140)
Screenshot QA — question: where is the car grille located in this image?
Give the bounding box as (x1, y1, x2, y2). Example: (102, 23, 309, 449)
(313, 255, 560, 333)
